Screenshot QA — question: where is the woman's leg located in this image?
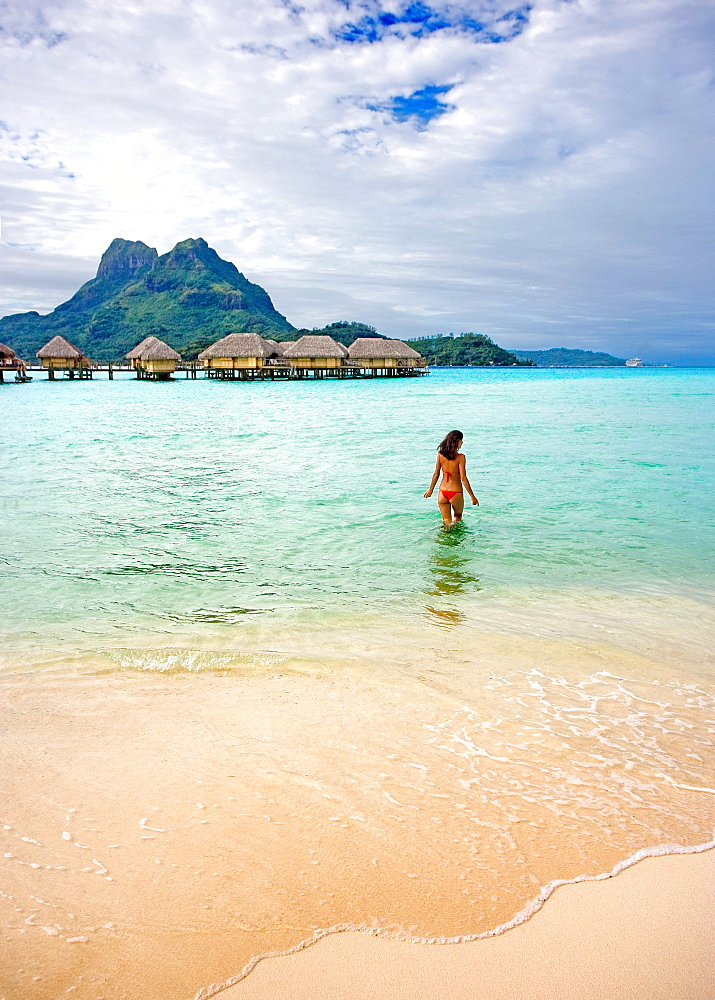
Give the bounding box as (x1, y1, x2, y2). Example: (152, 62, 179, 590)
(451, 493, 465, 523)
(437, 493, 453, 527)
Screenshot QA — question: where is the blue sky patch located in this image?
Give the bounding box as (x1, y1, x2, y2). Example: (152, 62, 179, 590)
(367, 84, 455, 128)
(335, 2, 532, 44)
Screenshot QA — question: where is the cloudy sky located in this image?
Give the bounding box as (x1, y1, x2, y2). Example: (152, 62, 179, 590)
(1, 0, 713, 362)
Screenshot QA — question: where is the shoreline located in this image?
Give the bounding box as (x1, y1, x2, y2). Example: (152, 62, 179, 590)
(2, 628, 713, 1000)
(196, 837, 715, 998)
(219, 848, 715, 1000)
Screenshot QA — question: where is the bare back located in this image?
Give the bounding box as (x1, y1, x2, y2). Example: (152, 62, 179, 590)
(438, 453, 464, 491)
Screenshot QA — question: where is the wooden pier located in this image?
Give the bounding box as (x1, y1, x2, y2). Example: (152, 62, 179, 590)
(18, 362, 426, 381)
(0, 367, 32, 383)
(204, 361, 424, 380)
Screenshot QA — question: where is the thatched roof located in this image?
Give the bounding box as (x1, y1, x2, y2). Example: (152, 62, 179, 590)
(348, 338, 423, 360)
(140, 339, 181, 361)
(0, 342, 17, 359)
(198, 333, 274, 360)
(282, 335, 348, 359)
(262, 338, 284, 356)
(126, 336, 161, 360)
(36, 335, 84, 359)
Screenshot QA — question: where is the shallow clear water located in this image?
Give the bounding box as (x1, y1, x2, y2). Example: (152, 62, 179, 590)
(1, 367, 713, 999)
(2, 367, 714, 651)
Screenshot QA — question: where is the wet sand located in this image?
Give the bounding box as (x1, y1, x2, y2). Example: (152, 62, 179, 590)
(225, 849, 715, 1000)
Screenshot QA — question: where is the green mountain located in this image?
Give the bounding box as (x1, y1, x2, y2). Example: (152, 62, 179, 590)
(511, 348, 626, 367)
(1, 237, 295, 361)
(406, 333, 532, 367)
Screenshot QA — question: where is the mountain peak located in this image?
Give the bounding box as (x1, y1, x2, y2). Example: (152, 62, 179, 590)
(97, 239, 158, 279)
(0, 236, 295, 361)
(161, 237, 227, 273)
(172, 237, 208, 251)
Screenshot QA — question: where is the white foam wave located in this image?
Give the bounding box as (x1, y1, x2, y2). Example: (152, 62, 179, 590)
(187, 835, 715, 1000)
(103, 648, 289, 673)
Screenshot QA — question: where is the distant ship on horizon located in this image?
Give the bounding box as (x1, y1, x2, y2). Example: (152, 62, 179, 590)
(626, 357, 643, 367)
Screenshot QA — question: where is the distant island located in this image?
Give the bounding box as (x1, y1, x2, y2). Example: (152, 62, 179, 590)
(405, 333, 531, 367)
(393, 337, 634, 368)
(509, 347, 627, 367)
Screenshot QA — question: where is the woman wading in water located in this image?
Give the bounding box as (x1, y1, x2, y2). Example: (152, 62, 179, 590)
(424, 429, 479, 527)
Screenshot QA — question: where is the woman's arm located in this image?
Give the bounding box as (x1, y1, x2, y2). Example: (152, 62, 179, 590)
(424, 456, 441, 497)
(460, 455, 479, 505)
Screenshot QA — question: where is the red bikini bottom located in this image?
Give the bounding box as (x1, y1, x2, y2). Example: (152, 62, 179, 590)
(440, 490, 461, 502)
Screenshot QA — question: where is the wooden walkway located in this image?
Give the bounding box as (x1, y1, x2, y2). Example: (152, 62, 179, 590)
(16, 362, 427, 381)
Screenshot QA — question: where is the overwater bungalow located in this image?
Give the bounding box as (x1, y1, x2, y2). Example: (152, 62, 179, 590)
(0, 342, 30, 382)
(282, 335, 348, 373)
(36, 336, 92, 378)
(0, 342, 16, 364)
(198, 332, 277, 377)
(347, 338, 425, 375)
(135, 338, 182, 379)
(126, 336, 161, 370)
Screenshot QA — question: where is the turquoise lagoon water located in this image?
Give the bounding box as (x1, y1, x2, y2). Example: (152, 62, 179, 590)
(1, 366, 713, 658)
(2, 367, 714, 998)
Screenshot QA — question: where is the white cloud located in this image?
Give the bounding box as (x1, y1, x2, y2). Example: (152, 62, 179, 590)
(1, 0, 714, 361)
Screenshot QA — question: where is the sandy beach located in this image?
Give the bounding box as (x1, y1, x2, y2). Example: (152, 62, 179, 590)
(1, 617, 713, 1000)
(225, 849, 714, 1000)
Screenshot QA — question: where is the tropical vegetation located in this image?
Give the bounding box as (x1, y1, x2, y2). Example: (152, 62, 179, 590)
(406, 333, 532, 367)
(510, 348, 626, 366)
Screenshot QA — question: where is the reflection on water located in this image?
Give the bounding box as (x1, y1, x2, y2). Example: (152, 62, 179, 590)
(427, 524, 481, 595)
(423, 525, 480, 626)
(161, 605, 267, 624)
(423, 604, 468, 627)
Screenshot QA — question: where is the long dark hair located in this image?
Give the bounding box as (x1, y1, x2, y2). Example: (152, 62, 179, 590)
(438, 429, 463, 460)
